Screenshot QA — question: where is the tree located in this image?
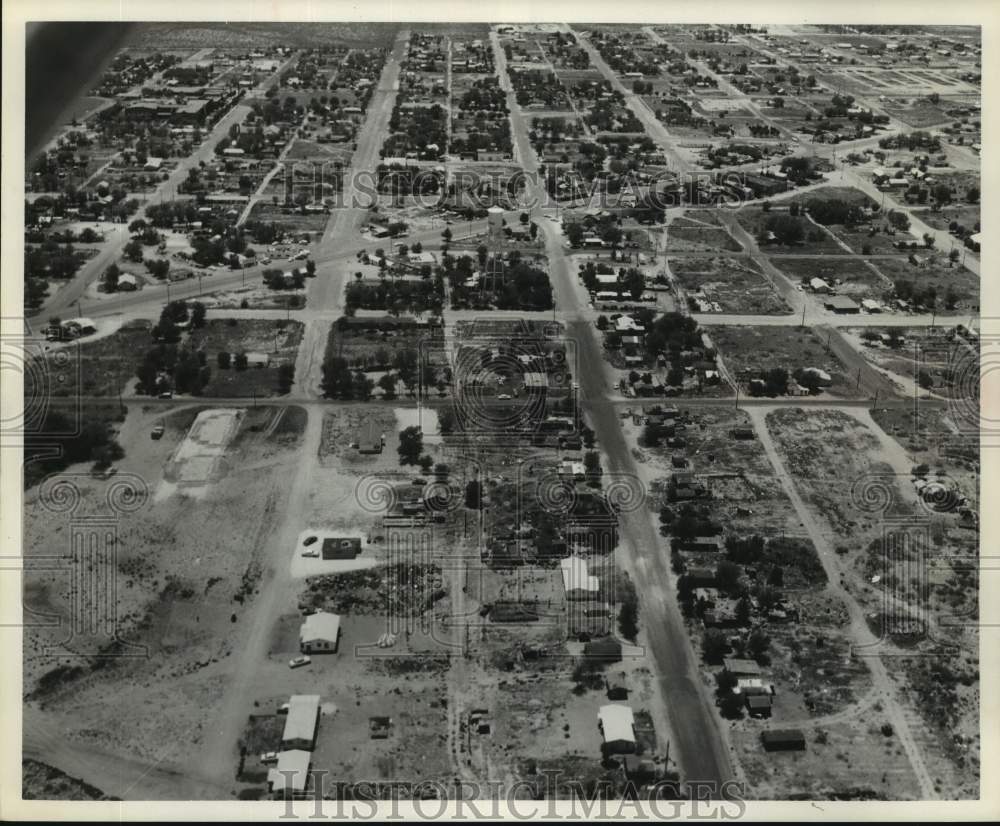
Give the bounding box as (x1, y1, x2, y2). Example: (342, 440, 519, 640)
(305, 259, 316, 276)
(464, 479, 482, 509)
(747, 628, 771, 662)
(217, 351, 231, 369)
(352, 369, 373, 401)
(189, 302, 207, 329)
(398, 425, 423, 466)
(418, 454, 434, 474)
(123, 239, 144, 263)
(702, 628, 729, 664)
(442, 227, 452, 243)
(277, 363, 295, 394)
(618, 579, 639, 643)
(716, 560, 742, 593)
(377, 373, 397, 399)
(233, 351, 249, 370)
(102, 263, 120, 292)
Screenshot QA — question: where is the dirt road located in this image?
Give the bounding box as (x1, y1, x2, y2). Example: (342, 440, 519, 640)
(745, 405, 937, 799)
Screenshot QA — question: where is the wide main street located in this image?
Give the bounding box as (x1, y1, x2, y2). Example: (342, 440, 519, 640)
(23, 23, 981, 801)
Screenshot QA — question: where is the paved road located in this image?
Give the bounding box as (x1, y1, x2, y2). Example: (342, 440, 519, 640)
(570, 27, 692, 174)
(493, 29, 734, 791)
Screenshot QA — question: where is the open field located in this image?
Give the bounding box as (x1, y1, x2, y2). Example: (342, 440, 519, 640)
(23, 405, 309, 774)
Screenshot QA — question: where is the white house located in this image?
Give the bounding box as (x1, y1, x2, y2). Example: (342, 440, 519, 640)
(299, 611, 341, 654)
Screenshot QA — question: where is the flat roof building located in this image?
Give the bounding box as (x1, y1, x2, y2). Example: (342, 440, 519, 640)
(282, 695, 320, 751)
(598, 704, 637, 754)
(267, 750, 311, 797)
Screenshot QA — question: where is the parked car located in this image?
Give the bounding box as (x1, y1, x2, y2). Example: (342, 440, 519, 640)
(497, 393, 512, 400)
(158, 390, 173, 399)
(260, 752, 279, 764)
(289, 655, 312, 669)
(302, 548, 319, 558)
(151, 424, 165, 439)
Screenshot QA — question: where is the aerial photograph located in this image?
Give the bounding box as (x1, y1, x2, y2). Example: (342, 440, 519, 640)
(8, 12, 989, 815)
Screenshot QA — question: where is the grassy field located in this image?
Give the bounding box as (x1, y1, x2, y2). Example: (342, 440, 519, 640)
(45, 321, 153, 399)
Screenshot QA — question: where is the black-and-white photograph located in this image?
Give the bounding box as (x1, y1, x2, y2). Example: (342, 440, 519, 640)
(2, 1, 996, 819)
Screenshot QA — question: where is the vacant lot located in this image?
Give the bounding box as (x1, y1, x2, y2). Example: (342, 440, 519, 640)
(874, 256, 979, 312)
(45, 321, 152, 398)
(671, 256, 790, 314)
(187, 318, 303, 397)
(712, 326, 863, 398)
(842, 326, 978, 399)
(771, 256, 888, 299)
(22, 404, 308, 779)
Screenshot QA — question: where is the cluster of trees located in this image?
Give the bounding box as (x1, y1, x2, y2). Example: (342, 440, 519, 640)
(893, 279, 957, 310)
(25, 408, 125, 489)
(803, 196, 870, 227)
(397, 426, 432, 472)
(344, 275, 444, 316)
(580, 262, 645, 299)
(384, 103, 447, 160)
(321, 356, 375, 400)
(135, 301, 210, 395)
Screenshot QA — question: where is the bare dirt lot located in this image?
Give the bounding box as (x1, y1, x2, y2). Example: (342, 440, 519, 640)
(671, 256, 791, 315)
(23, 404, 308, 779)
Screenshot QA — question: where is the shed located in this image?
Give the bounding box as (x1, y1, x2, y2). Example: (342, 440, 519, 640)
(724, 658, 763, 677)
(299, 611, 341, 654)
(598, 704, 637, 754)
(761, 728, 806, 752)
(746, 694, 773, 717)
(116, 273, 138, 291)
(281, 695, 320, 751)
(606, 671, 629, 700)
(322, 537, 361, 560)
(823, 295, 860, 314)
(584, 636, 623, 663)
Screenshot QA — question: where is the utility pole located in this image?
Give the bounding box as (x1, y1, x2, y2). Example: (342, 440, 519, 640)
(872, 388, 878, 410)
(800, 303, 806, 328)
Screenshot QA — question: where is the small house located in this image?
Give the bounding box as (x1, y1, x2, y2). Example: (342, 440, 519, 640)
(299, 611, 341, 654)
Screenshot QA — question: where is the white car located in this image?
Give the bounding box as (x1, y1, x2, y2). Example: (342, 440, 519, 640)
(302, 548, 319, 558)
(260, 752, 279, 764)
(288, 655, 312, 669)
(497, 393, 512, 400)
